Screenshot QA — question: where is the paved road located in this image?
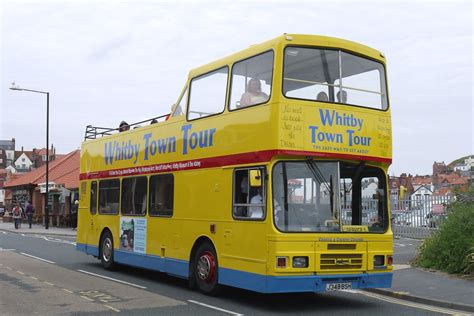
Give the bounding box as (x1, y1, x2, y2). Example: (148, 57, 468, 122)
(0, 232, 467, 315)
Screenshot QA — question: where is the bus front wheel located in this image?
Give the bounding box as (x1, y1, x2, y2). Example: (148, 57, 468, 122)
(100, 231, 115, 270)
(193, 242, 220, 295)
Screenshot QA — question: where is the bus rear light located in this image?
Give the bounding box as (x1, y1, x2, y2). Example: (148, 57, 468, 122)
(387, 255, 393, 266)
(276, 257, 287, 268)
(292, 256, 309, 268)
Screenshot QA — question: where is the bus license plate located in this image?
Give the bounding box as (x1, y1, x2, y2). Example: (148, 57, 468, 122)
(326, 282, 352, 291)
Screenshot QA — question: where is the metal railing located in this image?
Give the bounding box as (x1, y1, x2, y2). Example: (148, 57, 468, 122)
(84, 114, 170, 140)
(390, 195, 454, 239)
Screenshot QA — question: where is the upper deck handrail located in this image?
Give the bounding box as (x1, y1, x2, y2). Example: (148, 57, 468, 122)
(84, 113, 170, 141)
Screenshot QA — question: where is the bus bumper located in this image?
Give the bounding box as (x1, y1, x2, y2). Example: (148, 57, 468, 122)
(219, 269, 392, 293)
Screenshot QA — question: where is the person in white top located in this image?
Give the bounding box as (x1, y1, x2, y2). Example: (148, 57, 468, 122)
(249, 191, 264, 218)
(239, 78, 269, 108)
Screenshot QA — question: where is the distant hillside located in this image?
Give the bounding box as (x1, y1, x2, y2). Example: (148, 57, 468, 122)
(448, 155, 473, 168)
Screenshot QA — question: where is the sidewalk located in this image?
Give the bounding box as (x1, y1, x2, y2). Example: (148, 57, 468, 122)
(0, 221, 77, 237)
(367, 237, 474, 313)
(368, 267, 474, 313)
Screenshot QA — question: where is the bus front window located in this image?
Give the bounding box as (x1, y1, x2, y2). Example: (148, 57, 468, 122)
(272, 161, 340, 232)
(272, 161, 388, 233)
(283, 47, 388, 110)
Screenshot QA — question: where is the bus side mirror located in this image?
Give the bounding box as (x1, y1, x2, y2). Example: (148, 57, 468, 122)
(249, 170, 262, 187)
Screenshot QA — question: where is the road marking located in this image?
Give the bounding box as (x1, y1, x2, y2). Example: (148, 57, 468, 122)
(392, 264, 411, 270)
(20, 252, 55, 264)
(0, 248, 16, 251)
(30, 276, 38, 280)
(44, 282, 54, 286)
(104, 304, 121, 313)
(81, 295, 95, 302)
(77, 269, 147, 289)
(62, 288, 74, 294)
(188, 300, 243, 316)
(6, 266, 13, 270)
(16, 270, 25, 275)
(359, 290, 471, 315)
(1, 231, 7, 234)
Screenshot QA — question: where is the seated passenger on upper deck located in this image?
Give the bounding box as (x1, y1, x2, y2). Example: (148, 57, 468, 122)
(119, 121, 130, 132)
(317, 91, 328, 102)
(336, 90, 348, 103)
(239, 78, 269, 108)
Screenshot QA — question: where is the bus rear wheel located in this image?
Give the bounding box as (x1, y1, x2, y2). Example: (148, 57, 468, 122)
(100, 231, 115, 270)
(193, 242, 220, 295)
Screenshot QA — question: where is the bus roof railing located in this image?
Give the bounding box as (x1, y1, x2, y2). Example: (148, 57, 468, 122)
(84, 113, 170, 141)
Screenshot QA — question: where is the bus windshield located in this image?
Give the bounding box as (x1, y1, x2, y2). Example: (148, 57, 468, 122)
(273, 161, 388, 233)
(283, 46, 388, 110)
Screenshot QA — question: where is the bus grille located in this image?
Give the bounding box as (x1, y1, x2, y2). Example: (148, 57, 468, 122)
(320, 254, 363, 270)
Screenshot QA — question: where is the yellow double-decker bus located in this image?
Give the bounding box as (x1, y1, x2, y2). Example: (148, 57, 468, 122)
(77, 34, 393, 294)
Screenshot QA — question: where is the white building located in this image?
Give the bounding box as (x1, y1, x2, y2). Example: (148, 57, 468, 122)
(14, 153, 34, 172)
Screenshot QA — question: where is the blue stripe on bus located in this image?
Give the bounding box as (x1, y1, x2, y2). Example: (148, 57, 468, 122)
(77, 243, 392, 293)
(219, 268, 392, 293)
(77, 243, 99, 257)
(114, 250, 189, 278)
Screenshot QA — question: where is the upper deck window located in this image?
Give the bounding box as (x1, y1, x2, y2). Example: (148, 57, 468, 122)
(229, 51, 274, 110)
(283, 47, 388, 110)
(188, 67, 228, 120)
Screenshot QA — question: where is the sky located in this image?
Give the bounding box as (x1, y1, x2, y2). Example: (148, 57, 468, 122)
(0, 0, 472, 176)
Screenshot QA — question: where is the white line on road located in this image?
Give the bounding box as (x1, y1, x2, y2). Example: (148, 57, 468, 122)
(188, 300, 243, 316)
(104, 304, 121, 313)
(77, 269, 147, 289)
(20, 252, 55, 264)
(62, 288, 74, 294)
(81, 295, 95, 302)
(44, 282, 54, 286)
(16, 270, 25, 275)
(0, 248, 16, 251)
(358, 290, 471, 315)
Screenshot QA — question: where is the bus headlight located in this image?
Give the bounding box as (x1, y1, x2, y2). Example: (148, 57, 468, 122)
(374, 255, 385, 267)
(292, 256, 309, 268)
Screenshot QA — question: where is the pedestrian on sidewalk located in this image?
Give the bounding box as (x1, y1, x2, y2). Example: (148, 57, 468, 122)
(25, 200, 35, 229)
(71, 200, 78, 230)
(12, 203, 22, 229)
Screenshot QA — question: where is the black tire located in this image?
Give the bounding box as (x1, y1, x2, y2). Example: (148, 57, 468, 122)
(100, 231, 115, 270)
(193, 242, 220, 295)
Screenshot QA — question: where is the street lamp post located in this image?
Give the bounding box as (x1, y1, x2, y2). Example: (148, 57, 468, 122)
(9, 83, 50, 229)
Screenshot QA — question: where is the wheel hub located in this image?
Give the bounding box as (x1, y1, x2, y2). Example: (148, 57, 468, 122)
(197, 251, 216, 283)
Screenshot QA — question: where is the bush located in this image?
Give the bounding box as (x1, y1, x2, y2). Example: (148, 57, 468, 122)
(414, 195, 474, 274)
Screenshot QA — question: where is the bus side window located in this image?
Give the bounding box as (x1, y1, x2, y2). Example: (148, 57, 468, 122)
(90, 181, 97, 214)
(229, 51, 274, 111)
(149, 174, 174, 217)
(233, 168, 265, 220)
(121, 176, 147, 216)
(98, 179, 120, 215)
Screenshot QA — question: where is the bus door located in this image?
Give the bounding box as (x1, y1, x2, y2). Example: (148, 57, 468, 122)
(227, 167, 268, 274)
(87, 180, 99, 254)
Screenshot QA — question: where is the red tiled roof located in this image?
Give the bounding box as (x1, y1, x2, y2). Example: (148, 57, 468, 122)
(14, 150, 34, 162)
(4, 150, 80, 189)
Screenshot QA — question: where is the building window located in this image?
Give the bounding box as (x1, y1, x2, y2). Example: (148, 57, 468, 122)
(149, 174, 174, 216)
(99, 179, 120, 214)
(121, 177, 147, 216)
